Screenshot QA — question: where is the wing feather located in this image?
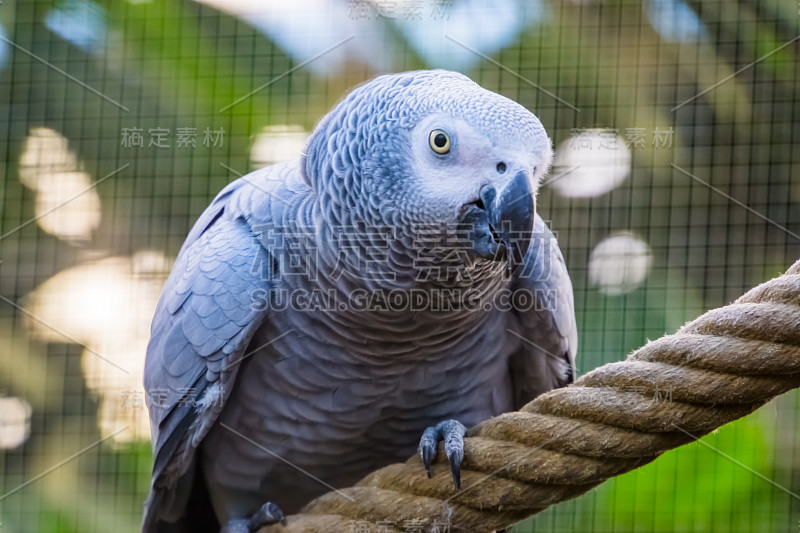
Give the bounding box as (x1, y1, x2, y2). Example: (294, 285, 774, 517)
(142, 162, 301, 532)
(507, 214, 578, 408)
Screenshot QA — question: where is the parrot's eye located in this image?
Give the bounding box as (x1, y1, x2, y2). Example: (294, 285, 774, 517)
(428, 129, 451, 154)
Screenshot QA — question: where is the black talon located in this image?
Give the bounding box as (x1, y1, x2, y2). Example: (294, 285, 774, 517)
(445, 430, 464, 490)
(419, 426, 438, 478)
(422, 446, 433, 477)
(450, 456, 462, 489)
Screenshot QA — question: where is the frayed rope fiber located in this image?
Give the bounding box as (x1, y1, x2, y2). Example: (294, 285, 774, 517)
(262, 259, 800, 533)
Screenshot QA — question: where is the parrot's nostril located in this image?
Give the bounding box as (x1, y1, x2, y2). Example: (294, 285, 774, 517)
(496, 162, 507, 174)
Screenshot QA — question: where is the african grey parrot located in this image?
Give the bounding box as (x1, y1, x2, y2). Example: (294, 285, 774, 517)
(142, 70, 577, 533)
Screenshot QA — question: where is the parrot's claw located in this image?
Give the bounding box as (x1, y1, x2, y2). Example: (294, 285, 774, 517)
(449, 449, 462, 489)
(417, 419, 467, 490)
(248, 502, 287, 530)
(420, 431, 436, 478)
(221, 519, 251, 533)
(221, 502, 286, 533)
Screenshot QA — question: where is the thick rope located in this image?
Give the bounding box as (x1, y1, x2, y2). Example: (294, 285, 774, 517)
(263, 259, 800, 532)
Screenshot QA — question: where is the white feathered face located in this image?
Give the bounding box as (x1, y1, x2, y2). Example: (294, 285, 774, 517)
(363, 85, 553, 279)
(404, 112, 550, 225)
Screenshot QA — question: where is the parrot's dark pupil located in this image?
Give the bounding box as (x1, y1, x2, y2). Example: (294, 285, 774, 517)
(434, 133, 447, 147)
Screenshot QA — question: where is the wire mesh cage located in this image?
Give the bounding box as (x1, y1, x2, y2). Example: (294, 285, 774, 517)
(1, 0, 799, 531)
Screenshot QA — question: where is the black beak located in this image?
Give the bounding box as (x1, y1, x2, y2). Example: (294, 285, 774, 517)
(462, 170, 535, 274)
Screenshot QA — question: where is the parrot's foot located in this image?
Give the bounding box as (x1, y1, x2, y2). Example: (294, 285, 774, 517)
(418, 419, 467, 489)
(220, 502, 286, 533)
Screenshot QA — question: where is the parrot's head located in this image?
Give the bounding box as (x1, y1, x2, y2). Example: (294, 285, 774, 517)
(304, 70, 552, 287)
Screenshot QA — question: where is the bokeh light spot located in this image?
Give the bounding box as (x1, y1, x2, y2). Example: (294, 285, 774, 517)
(589, 232, 653, 295)
(552, 129, 631, 198)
